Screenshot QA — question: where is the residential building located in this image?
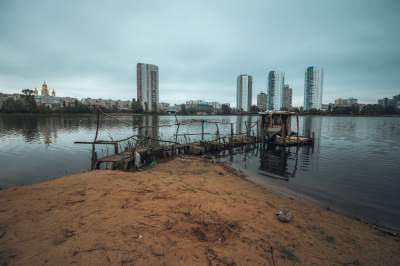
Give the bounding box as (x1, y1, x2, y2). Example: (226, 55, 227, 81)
(137, 63, 159, 112)
(159, 102, 170, 111)
(61, 97, 78, 108)
(267, 71, 284, 111)
(236, 74, 252, 112)
(282, 84, 292, 110)
(208, 101, 222, 110)
(185, 100, 212, 113)
(166, 104, 181, 114)
(304, 66, 324, 111)
(116, 100, 132, 111)
(334, 98, 358, 107)
(81, 98, 131, 111)
(378, 95, 400, 109)
(257, 92, 268, 112)
(35, 95, 62, 110)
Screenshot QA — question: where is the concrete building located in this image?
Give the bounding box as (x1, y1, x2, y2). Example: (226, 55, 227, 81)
(137, 63, 159, 112)
(236, 74, 252, 112)
(267, 71, 284, 111)
(334, 98, 358, 107)
(81, 98, 131, 111)
(208, 101, 222, 110)
(304, 66, 324, 111)
(185, 100, 212, 113)
(378, 95, 400, 109)
(257, 92, 268, 112)
(159, 102, 170, 111)
(35, 95, 62, 110)
(283, 84, 292, 110)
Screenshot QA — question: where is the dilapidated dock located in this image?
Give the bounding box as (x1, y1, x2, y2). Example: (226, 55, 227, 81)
(74, 110, 314, 171)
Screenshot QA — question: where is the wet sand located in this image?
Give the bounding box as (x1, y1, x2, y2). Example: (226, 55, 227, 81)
(0, 156, 399, 265)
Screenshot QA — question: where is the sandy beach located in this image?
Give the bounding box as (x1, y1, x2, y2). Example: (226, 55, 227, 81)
(0, 156, 399, 265)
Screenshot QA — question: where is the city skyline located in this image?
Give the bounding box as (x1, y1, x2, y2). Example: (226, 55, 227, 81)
(1, 1, 399, 106)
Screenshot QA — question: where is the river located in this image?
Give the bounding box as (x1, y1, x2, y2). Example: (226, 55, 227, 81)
(0, 114, 399, 231)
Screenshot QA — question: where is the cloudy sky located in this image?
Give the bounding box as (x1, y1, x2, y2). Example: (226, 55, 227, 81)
(0, 0, 399, 106)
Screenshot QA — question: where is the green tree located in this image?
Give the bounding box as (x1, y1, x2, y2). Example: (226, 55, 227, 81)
(250, 105, 259, 113)
(131, 99, 144, 113)
(20, 89, 37, 112)
(221, 104, 232, 114)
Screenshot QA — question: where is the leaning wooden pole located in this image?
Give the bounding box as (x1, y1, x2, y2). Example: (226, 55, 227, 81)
(91, 109, 100, 170)
(296, 112, 300, 146)
(201, 120, 205, 141)
(174, 115, 180, 144)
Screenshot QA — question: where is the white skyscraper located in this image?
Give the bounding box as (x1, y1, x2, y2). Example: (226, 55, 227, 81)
(267, 71, 284, 111)
(137, 63, 159, 112)
(236, 74, 252, 112)
(304, 66, 324, 111)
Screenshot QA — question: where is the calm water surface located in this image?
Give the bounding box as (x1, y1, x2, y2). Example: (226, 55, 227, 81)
(0, 114, 399, 231)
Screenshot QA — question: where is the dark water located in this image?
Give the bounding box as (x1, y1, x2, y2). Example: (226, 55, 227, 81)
(0, 114, 399, 231)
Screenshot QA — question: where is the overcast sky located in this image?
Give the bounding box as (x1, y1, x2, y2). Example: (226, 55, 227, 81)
(0, 0, 399, 106)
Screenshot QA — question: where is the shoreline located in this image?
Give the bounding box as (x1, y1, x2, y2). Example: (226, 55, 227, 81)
(218, 158, 400, 236)
(1, 112, 400, 117)
(1, 156, 399, 265)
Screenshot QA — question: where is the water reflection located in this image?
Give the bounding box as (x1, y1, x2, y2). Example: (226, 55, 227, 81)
(235, 116, 253, 136)
(259, 145, 299, 180)
(137, 115, 160, 146)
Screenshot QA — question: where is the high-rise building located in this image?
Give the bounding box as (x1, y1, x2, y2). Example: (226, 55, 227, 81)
(236, 74, 252, 112)
(282, 84, 292, 110)
(257, 92, 268, 112)
(137, 63, 159, 112)
(304, 66, 324, 111)
(267, 71, 284, 111)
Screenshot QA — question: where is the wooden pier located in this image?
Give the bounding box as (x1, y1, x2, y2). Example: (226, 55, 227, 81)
(74, 110, 314, 171)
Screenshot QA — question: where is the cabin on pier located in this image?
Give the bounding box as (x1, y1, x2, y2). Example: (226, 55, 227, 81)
(258, 111, 313, 146)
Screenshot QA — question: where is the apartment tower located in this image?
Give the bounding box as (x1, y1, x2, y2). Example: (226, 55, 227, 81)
(304, 66, 324, 111)
(267, 71, 284, 111)
(236, 74, 253, 112)
(137, 63, 159, 112)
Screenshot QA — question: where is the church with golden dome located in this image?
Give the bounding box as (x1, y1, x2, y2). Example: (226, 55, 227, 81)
(41, 81, 49, 96)
(39, 81, 56, 97)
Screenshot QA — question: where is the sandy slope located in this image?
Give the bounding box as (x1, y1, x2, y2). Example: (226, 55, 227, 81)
(0, 156, 399, 265)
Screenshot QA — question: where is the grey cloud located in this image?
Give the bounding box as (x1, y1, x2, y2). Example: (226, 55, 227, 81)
(0, 0, 399, 106)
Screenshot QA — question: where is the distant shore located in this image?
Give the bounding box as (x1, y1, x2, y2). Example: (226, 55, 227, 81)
(1, 156, 399, 265)
(1, 112, 400, 117)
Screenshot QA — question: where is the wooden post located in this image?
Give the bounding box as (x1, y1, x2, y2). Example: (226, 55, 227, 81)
(215, 123, 220, 143)
(175, 115, 180, 144)
(230, 123, 233, 142)
(296, 113, 300, 146)
(282, 116, 287, 146)
(91, 109, 100, 170)
(312, 131, 315, 147)
(256, 119, 259, 140)
(201, 120, 205, 141)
